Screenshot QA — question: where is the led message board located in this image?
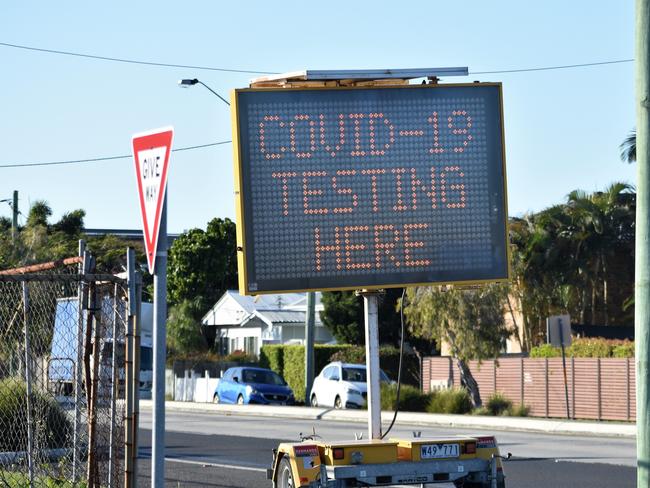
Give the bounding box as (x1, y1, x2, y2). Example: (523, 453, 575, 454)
(232, 83, 508, 294)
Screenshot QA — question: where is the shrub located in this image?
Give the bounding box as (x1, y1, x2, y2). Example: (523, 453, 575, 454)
(529, 338, 636, 359)
(224, 350, 257, 363)
(507, 403, 530, 417)
(612, 341, 635, 358)
(485, 392, 512, 416)
(259, 344, 284, 371)
(380, 383, 431, 412)
(529, 344, 560, 358)
(567, 338, 613, 358)
(427, 388, 473, 414)
(0, 378, 71, 451)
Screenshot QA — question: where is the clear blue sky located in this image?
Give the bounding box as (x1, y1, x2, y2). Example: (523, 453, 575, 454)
(0, 1, 635, 233)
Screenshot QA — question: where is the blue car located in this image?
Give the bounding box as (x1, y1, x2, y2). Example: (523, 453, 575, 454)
(213, 366, 295, 405)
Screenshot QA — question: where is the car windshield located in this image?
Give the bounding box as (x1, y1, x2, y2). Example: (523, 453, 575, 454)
(242, 369, 285, 385)
(341, 367, 391, 383)
(342, 367, 366, 382)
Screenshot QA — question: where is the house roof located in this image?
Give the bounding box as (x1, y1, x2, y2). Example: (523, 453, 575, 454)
(202, 290, 323, 327)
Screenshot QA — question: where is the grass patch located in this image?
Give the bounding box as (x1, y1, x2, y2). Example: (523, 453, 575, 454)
(427, 388, 473, 414)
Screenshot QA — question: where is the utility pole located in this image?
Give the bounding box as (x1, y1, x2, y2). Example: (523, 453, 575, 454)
(11, 191, 18, 239)
(636, 1, 650, 486)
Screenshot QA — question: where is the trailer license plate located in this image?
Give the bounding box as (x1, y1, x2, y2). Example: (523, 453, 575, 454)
(420, 443, 460, 459)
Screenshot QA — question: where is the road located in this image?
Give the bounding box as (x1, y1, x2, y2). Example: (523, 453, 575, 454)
(137, 408, 636, 487)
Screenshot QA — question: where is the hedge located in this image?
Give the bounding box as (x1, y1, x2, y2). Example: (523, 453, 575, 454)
(259, 344, 420, 402)
(529, 338, 635, 358)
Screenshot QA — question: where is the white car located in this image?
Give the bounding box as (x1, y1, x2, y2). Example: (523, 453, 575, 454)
(309, 361, 391, 409)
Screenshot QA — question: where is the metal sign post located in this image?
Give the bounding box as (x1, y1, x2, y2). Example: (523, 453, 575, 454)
(151, 198, 167, 488)
(362, 291, 382, 439)
(304, 291, 315, 405)
(132, 127, 173, 488)
(547, 315, 572, 419)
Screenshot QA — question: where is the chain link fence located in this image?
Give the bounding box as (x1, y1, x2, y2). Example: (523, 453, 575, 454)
(0, 255, 133, 487)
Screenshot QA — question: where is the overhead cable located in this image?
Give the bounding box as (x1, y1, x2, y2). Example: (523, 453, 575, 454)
(0, 141, 231, 169)
(0, 41, 276, 75)
(0, 41, 633, 76)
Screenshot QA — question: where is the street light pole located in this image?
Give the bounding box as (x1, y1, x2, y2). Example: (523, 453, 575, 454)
(178, 78, 230, 106)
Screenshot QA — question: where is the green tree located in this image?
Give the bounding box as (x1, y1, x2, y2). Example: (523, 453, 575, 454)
(26, 200, 52, 228)
(167, 218, 237, 315)
(620, 129, 636, 163)
(53, 209, 85, 236)
(320, 289, 407, 346)
(403, 284, 509, 407)
(166, 299, 208, 356)
(320, 291, 364, 344)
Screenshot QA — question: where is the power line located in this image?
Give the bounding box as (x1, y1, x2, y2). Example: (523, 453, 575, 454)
(0, 140, 232, 169)
(0, 41, 276, 75)
(0, 41, 633, 76)
(469, 58, 633, 75)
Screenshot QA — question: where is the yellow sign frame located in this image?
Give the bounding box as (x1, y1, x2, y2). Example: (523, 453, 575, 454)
(231, 82, 510, 295)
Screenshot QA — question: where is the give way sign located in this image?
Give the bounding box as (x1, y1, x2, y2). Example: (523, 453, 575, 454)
(132, 126, 174, 274)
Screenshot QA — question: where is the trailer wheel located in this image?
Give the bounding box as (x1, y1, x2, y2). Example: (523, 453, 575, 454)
(277, 457, 295, 488)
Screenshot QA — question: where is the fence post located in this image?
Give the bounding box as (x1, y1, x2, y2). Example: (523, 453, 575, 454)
(205, 370, 210, 403)
(520, 357, 524, 406)
(108, 283, 119, 488)
(132, 268, 142, 483)
(125, 248, 136, 488)
(87, 277, 101, 487)
(597, 358, 602, 421)
(571, 357, 576, 419)
(628, 357, 632, 421)
(545, 358, 549, 418)
(73, 241, 88, 482)
(22, 281, 34, 486)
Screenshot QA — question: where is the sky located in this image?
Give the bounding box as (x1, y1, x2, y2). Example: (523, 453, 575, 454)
(0, 1, 636, 234)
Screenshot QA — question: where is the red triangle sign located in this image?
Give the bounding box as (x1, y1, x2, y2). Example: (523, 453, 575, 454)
(132, 127, 174, 274)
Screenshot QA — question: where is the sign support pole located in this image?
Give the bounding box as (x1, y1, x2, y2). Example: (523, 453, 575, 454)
(151, 195, 167, 488)
(636, 1, 650, 485)
(304, 292, 315, 406)
(362, 290, 382, 440)
(558, 319, 571, 420)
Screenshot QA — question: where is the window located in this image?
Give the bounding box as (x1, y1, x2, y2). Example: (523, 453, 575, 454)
(342, 367, 366, 382)
(244, 336, 258, 355)
(242, 369, 285, 385)
(323, 366, 336, 380)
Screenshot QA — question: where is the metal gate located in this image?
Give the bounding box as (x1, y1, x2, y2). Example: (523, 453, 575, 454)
(0, 249, 139, 487)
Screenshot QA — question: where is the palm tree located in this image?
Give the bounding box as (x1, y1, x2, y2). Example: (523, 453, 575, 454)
(566, 183, 635, 324)
(620, 130, 636, 163)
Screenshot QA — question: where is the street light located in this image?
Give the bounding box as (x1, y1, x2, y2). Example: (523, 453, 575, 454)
(178, 78, 230, 106)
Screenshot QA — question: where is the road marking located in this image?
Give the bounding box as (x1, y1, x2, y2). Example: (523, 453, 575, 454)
(165, 457, 267, 473)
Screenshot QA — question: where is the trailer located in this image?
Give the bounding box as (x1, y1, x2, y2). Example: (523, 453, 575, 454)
(268, 435, 506, 488)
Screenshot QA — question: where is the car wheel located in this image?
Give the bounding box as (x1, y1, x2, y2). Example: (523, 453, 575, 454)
(334, 396, 342, 409)
(310, 394, 318, 407)
(237, 394, 245, 405)
(277, 456, 295, 488)
(213, 393, 220, 404)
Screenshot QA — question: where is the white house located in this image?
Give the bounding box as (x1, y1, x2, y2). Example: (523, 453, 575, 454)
(201, 290, 335, 356)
